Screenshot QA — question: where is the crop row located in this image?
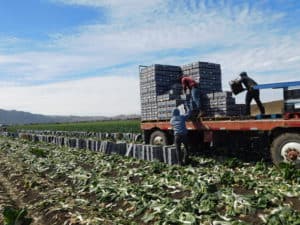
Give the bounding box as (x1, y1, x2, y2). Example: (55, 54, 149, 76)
(9, 120, 141, 133)
(0, 137, 299, 224)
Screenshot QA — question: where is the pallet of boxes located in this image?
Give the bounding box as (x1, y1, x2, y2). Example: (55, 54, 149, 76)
(139, 61, 246, 121)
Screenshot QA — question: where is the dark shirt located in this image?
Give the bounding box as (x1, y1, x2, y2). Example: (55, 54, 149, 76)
(240, 76, 257, 91)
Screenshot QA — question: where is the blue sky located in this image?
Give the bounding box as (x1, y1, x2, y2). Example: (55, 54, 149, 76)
(0, 0, 299, 115)
(0, 0, 103, 40)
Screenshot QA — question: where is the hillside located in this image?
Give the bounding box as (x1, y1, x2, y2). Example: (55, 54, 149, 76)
(0, 109, 139, 125)
(0, 100, 283, 125)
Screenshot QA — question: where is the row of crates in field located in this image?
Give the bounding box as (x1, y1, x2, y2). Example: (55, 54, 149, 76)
(14, 132, 180, 165)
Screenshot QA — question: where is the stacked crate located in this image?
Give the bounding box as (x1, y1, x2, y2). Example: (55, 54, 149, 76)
(181, 61, 222, 94)
(284, 87, 300, 113)
(202, 92, 245, 116)
(157, 83, 185, 120)
(181, 61, 246, 116)
(140, 64, 182, 121)
(140, 61, 246, 121)
(157, 99, 185, 120)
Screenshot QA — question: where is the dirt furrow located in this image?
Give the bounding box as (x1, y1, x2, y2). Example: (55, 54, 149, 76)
(0, 178, 17, 224)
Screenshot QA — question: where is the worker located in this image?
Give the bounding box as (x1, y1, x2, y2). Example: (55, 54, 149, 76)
(239, 72, 265, 115)
(170, 108, 191, 165)
(180, 75, 201, 113)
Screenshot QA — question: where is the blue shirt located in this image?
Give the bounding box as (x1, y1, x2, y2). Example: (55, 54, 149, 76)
(170, 109, 191, 135)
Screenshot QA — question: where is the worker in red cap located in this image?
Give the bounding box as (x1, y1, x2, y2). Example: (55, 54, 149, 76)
(180, 75, 202, 115)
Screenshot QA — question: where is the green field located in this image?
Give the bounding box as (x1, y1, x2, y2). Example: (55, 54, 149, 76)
(9, 119, 141, 133)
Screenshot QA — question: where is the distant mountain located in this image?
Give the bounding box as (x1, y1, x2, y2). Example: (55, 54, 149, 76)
(0, 109, 140, 125)
(0, 100, 283, 125)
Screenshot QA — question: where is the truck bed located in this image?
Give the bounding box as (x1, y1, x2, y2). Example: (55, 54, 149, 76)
(141, 113, 300, 131)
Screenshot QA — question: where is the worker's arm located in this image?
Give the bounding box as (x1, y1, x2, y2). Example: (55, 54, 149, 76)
(237, 77, 247, 90)
(183, 109, 192, 120)
(182, 84, 187, 94)
(181, 77, 188, 94)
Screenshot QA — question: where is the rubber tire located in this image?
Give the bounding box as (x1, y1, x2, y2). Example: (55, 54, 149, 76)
(270, 133, 300, 168)
(150, 130, 167, 146)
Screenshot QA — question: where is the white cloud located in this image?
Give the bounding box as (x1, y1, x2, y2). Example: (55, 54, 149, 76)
(0, 0, 299, 114)
(1, 1, 290, 81)
(0, 75, 140, 116)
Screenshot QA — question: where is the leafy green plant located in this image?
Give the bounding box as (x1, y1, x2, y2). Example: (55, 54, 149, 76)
(265, 207, 300, 225)
(1, 136, 300, 224)
(151, 161, 166, 174)
(10, 119, 141, 133)
(220, 171, 235, 185)
(223, 158, 242, 168)
(3, 207, 33, 225)
(253, 160, 267, 172)
(29, 148, 47, 157)
(278, 162, 300, 182)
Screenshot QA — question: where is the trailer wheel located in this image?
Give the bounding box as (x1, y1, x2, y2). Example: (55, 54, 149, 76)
(150, 130, 167, 146)
(271, 133, 300, 168)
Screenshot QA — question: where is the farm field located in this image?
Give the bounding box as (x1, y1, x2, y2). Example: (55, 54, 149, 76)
(9, 119, 141, 133)
(0, 137, 299, 225)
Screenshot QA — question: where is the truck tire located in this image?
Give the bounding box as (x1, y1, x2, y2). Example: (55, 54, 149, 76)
(150, 130, 167, 146)
(271, 133, 300, 168)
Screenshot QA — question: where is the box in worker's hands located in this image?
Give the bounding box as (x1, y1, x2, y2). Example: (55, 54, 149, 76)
(229, 79, 244, 95)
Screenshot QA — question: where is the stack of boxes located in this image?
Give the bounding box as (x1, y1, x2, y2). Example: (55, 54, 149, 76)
(140, 61, 245, 121)
(284, 87, 300, 113)
(140, 65, 182, 121)
(181, 62, 222, 94)
(202, 92, 245, 116)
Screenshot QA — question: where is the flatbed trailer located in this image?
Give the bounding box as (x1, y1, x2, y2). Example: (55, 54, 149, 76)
(139, 63, 300, 166)
(141, 113, 300, 167)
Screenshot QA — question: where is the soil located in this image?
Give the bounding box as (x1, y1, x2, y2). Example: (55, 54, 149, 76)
(0, 180, 17, 224)
(129, 175, 142, 184)
(285, 197, 300, 212)
(238, 210, 264, 225)
(233, 186, 255, 195)
(171, 190, 191, 199)
(0, 152, 97, 225)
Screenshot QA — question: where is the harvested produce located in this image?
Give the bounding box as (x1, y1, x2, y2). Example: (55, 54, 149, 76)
(0, 137, 299, 225)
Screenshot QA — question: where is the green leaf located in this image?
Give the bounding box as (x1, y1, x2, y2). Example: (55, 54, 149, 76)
(178, 212, 196, 225)
(3, 207, 33, 225)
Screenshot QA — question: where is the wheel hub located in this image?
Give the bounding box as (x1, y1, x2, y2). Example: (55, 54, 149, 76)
(281, 142, 300, 164)
(153, 136, 164, 145)
(287, 149, 299, 161)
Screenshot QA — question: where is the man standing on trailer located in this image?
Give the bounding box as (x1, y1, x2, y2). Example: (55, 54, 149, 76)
(170, 108, 191, 165)
(180, 76, 201, 114)
(239, 72, 265, 115)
